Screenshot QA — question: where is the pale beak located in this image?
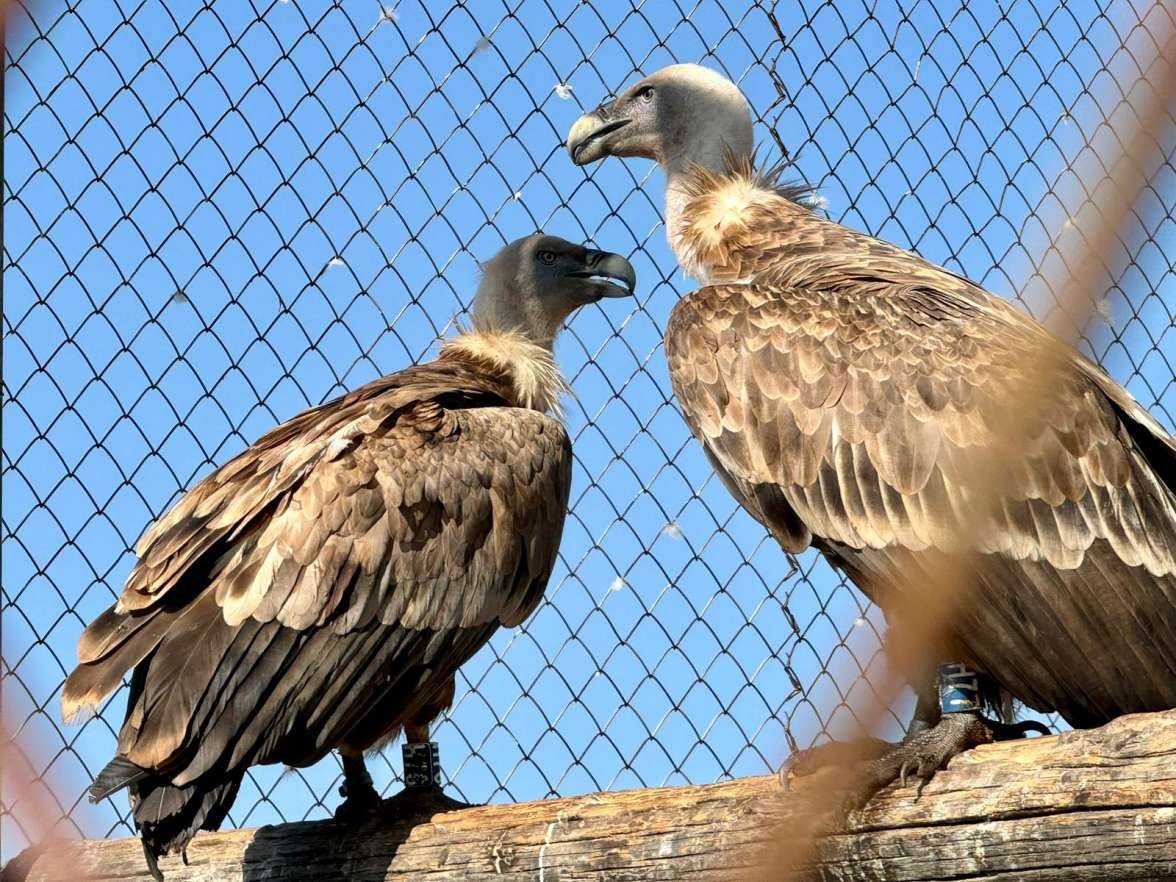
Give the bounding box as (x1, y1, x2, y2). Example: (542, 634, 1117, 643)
(567, 109, 630, 166)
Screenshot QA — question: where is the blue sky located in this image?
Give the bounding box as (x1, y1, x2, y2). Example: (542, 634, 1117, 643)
(3, 0, 1173, 858)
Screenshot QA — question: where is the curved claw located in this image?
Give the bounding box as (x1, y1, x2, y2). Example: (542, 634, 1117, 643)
(914, 767, 932, 800)
(898, 758, 916, 789)
(899, 757, 935, 799)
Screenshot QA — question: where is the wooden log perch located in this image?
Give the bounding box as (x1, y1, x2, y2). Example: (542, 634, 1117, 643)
(5, 711, 1175, 882)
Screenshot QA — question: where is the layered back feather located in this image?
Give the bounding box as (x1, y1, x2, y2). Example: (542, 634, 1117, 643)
(62, 328, 575, 867)
(664, 154, 1176, 726)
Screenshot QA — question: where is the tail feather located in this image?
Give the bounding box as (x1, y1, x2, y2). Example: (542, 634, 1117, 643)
(90, 755, 243, 879)
(141, 839, 164, 882)
(89, 755, 150, 802)
(132, 772, 244, 879)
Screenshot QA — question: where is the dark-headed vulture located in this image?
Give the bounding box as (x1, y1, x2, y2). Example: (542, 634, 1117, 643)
(63, 234, 635, 876)
(568, 63, 1176, 804)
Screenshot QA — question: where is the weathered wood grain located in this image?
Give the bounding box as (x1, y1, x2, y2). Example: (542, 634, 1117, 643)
(5, 711, 1174, 882)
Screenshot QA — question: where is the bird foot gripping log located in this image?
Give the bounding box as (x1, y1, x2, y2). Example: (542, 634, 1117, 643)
(782, 664, 1051, 812)
(781, 710, 995, 813)
(397, 743, 475, 813)
(384, 743, 472, 816)
(336, 742, 469, 822)
(938, 664, 1051, 742)
(374, 742, 472, 819)
(336, 752, 382, 821)
(398, 741, 471, 810)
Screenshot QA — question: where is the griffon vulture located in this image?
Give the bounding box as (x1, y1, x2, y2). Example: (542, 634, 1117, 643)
(63, 234, 635, 876)
(568, 63, 1176, 803)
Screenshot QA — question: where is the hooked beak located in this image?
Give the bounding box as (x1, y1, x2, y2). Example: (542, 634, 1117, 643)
(566, 250, 636, 298)
(567, 108, 630, 166)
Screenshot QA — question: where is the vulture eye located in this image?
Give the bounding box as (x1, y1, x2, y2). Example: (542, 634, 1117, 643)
(537, 250, 557, 265)
(636, 86, 655, 103)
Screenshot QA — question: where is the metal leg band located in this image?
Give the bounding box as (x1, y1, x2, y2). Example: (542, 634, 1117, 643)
(938, 662, 982, 714)
(403, 741, 441, 789)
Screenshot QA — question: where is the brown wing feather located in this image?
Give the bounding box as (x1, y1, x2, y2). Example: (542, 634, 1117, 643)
(62, 362, 571, 775)
(666, 282, 1176, 724)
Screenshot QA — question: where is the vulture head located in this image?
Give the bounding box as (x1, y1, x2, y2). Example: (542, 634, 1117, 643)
(566, 63, 753, 173)
(473, 233, 635, 347)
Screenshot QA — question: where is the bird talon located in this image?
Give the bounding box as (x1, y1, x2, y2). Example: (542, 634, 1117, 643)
(913, 758, 936, 799)
(898, 759, 914, 789)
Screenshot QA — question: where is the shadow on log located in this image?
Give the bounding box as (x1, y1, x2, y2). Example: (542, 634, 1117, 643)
(5, 711, 1175, 882)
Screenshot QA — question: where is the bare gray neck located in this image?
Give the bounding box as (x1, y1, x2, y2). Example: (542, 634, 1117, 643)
(471, 287, 558, 352)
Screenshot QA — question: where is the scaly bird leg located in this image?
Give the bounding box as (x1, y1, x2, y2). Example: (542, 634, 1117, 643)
(334, 749, 382, 822)
(781, 664, 941, 789)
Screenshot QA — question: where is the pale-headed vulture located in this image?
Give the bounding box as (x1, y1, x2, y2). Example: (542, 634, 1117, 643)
(568, 63, 1175, 805)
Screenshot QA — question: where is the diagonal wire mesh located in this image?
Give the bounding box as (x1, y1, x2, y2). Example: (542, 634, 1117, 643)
(3, 0, 1172, 859)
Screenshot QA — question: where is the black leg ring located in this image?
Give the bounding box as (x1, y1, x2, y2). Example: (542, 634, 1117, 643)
(403, 741, 441, 789)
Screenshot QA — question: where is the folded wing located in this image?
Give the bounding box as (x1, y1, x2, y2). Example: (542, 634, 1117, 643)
(64, 363, 572, 778)
(666, 282, 1176, 723)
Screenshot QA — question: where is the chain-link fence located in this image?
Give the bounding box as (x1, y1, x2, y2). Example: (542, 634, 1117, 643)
(3, 0, 1173, 861)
